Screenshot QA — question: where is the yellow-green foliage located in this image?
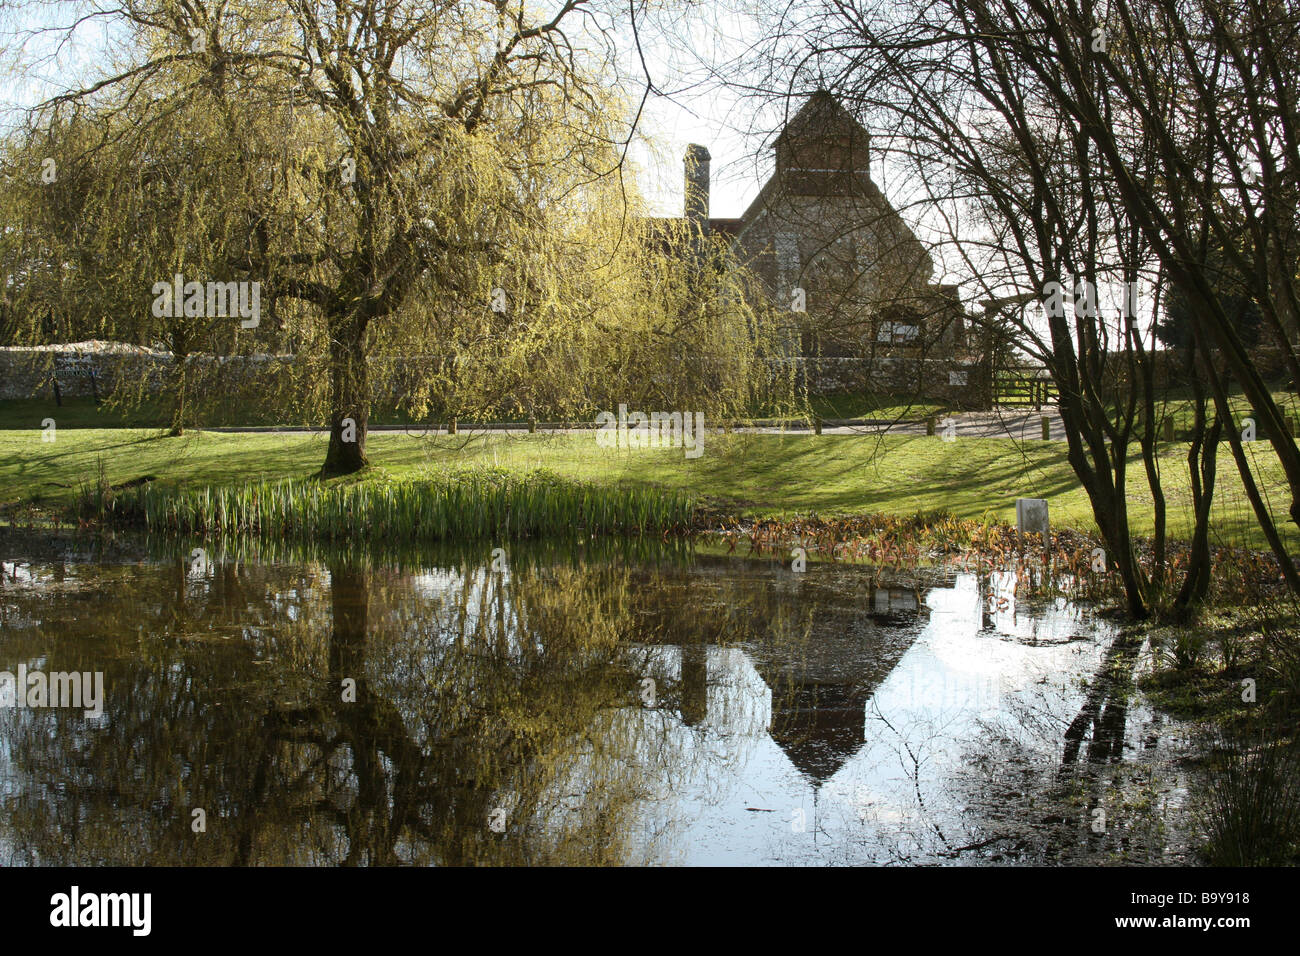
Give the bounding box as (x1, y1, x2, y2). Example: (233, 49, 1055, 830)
(102, 467, 695, 540)
(0, 0, 801, 437)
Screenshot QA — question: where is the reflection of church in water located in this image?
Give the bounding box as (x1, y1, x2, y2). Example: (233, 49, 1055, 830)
(674, 577, 929, 787)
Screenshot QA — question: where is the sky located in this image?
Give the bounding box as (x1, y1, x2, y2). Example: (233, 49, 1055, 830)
(615, 2, 791, 221)
(0, 1, 784, 219)
(0, 0, 1121, 322)
(630, 89, 772, 221)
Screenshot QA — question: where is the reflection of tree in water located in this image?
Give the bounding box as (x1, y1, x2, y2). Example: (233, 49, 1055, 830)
(0, 549, 726, 864)
(1, 541, 816, 865)
(3, 540, 982, 865)
(0, 552, 324, 865)
(1059, 632, 1144, 767)
(585, 561, 798, 814)
(890, 629, 1185, 865)
(271, 559, 673, 866)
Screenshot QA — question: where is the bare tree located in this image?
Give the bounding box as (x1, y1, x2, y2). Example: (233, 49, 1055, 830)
(734, 0, 1300, 612)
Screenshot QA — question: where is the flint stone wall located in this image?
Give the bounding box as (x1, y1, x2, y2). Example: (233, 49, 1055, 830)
(0, 347, 299, 401)
(779, 356, 990, 408)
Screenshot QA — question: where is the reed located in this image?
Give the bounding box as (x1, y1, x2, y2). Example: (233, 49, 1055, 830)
(1199, 732, 1300, 865)
(101, 467, 696, 541)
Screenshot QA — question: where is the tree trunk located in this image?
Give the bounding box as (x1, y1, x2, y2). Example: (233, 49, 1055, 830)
(1097, 493, 1148, 619)
(1056, 378, 1149, 618)
(321, 313, 370, 477)
(169, 353, 189, 437)
(1204, 360, 1300, 594)
(1176, 419, 1220, 615)
(1175, 340, 1220, 615)
(1134, 335, 1166, 589)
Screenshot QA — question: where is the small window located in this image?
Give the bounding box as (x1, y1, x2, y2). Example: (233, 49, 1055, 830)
(878, 321, 920, 344)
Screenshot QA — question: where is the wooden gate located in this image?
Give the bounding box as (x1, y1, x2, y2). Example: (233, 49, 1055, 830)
(992, 372, 1055, 409)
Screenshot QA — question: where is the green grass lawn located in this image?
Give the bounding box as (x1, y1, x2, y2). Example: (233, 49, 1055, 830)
(0, 393, 945, 431)
(0, 397, 174, 430)
(1135, 385, 1300, 436)
(806, 393, 944, 421)
(3, 414, 1296, 550)
(15, 385, 1290, 433)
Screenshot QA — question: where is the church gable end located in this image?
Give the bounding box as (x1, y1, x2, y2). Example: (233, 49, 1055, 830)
(658, 91, 966, 362)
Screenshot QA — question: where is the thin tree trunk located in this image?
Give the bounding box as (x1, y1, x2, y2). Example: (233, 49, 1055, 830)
(1058, 387, 1148, 618)
(1175, 337, 1221, 614)
(1204, 358, 1300, 593)
(1132, 326, 1166, 588)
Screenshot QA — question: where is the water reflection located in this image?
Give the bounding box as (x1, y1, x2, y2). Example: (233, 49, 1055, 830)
(0, 532, 1190, 865)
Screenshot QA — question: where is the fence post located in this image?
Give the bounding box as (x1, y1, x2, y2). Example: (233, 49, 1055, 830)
(926, 416, 936, 436)
(1041, 416, 1050, 440)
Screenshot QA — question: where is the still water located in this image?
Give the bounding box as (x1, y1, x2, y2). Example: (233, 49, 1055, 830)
(0, 532, 1194, 865)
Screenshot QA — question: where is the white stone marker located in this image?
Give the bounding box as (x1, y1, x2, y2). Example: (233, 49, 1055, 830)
(1015, 498, 1049, 542)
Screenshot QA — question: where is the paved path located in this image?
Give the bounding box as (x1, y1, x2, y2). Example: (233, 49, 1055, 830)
(811, 409, 1067, 441)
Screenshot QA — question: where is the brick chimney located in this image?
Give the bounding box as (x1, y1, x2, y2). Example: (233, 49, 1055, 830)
(684, 144, 711, 229)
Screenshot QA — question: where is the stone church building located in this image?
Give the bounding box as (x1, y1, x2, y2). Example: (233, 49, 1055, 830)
(673, 91, 969, 377)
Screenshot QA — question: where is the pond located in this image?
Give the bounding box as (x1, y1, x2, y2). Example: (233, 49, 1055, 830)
(0, 531, 1196, 865)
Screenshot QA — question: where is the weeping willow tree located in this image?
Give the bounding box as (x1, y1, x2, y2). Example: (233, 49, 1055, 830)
(0, 91, 309, 434)
(348, 130, 799, 433)
(1, 0, 797, 468)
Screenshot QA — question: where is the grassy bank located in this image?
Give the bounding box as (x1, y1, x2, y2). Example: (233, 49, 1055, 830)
(2, 422, 1298, 549)
(0, 393, 942, 432)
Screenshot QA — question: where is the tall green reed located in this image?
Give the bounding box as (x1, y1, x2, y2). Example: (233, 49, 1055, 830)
(101, 467, 695, 542)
